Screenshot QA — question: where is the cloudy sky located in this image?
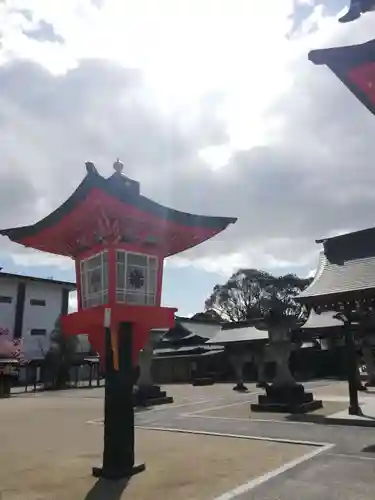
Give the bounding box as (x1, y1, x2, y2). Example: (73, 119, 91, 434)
(1, 0, 375, 316)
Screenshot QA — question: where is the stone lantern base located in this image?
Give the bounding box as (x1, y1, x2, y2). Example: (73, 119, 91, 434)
(133, 384, 174, 407)
(233, 382, 249, 392)
(251, 384, 323, 414)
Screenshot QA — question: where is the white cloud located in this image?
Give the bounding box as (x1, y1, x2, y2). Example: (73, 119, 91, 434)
(1, 0, 299, 147)
(1, 1, 375, 280)
(307, 268, 317, 278)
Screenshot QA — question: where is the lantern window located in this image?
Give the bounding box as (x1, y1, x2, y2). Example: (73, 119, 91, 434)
(116, 250, 157, 306)
(80, 251, 109, 309)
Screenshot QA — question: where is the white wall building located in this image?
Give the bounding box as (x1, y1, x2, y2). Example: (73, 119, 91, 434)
(0, 271, 76, 359)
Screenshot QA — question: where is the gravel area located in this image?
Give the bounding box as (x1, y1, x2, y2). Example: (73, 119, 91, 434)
(4, 380, 375, 499)
(0, 392, 313, 500)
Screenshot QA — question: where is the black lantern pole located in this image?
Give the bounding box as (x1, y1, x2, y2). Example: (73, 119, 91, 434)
(93, 310, 145, 479)
(335, 308, 361, 416)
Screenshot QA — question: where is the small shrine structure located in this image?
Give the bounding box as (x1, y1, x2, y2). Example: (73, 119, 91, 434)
(0, 160, 236, 480)
(299, 309, 375, 385)
(153, 317, 223, 384)
(296, 227, 375, 415)
(296, 309, 347, 379)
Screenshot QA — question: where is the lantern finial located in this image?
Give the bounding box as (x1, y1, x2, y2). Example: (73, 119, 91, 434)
(113, 158, 124, 174)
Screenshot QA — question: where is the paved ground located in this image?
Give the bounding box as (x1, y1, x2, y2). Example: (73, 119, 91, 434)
(4, 380, 375, 499)
(134, 380, 375, 499)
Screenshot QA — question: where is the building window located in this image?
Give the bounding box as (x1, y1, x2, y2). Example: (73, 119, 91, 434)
(30, 329, 46, 336)
(30, 299, 46, 306)
(116, 251, 157, 306)
(80, 251, 108, 309)
(0, 296, 12, 304)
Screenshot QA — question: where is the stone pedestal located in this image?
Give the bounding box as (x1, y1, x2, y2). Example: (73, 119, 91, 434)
(134, 384, 173, 406)
(134, 328, 173, 407)
(251, 383, 323, 414)
(363, 343, 375, 387)
(251, 318, 322, 414)
(0, 360, 18, 398)
(229, 351, 249, 392)
(0, 373, 12, 398)
(254, 348, 267, 388)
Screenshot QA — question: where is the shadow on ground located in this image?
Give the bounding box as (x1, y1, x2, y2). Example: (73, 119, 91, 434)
(286, 413, 327, 424)
(362, 444, 375, 453)
(84, 478, 129, 500)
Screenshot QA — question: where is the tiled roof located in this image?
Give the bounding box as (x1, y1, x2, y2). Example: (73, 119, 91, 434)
(161, 321, 221, 344)
(154, 345, 223, 356)
(297, 250, 375, 302)
(207, 325, 268, 344)
(179, 321, 221, 340)
(301, 309, 342, 330)
(154, 346, 200, 355)
(154, 349, 224, 360)
(0, 271, 76, 288)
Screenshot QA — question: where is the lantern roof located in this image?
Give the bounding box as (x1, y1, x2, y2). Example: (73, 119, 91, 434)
(0, 161, 237, 258)
(296, 226, 375, 305)
(309, 38, 375, 116)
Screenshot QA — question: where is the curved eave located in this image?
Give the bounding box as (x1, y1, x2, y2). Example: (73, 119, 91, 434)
(296, 251, 375, 305)
(309, 39, 375, 68)
(296, 252, 326, 303)
(0, 173, 93, 243)
(309, 39, 375, 117)
(0, 168, 237, 245)
(316, 226, 375, 247)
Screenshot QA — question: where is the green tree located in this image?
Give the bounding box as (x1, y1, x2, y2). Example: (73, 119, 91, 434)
(43, 316, 79, 390)
(205, 268, 312, 322)
(190, 309, 223, 322)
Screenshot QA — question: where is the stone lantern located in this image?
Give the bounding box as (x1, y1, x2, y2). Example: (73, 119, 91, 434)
(251, 310, 323, 413)
(135, 328, 173, 405)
